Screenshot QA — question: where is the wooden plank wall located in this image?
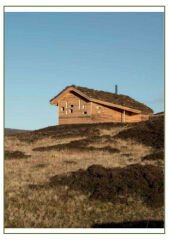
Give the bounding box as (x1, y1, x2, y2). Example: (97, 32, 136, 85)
(57, 91, 149, 125)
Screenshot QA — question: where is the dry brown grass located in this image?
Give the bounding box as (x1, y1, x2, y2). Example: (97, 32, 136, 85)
(4, 121, 164, 228)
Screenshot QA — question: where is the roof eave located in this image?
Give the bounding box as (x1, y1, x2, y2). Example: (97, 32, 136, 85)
(50, 86, 90, 105)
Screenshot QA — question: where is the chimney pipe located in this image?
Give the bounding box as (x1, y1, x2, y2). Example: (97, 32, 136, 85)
(115, 85, 118, 94)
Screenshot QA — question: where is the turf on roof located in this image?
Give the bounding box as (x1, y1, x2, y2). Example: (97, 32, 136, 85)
(51, 85, 153, 114)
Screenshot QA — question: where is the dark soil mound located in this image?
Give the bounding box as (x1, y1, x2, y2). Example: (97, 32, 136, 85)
(49, 164, 164, 208)
(5, 128, 30, 136)
(34, 124, 100, 139)
(154, 111, 164, 116)
(5, 150, 30, 160)
(17, 122, 126, 143)
(33, 139, 120, 154)
(116, 116, 164, 149)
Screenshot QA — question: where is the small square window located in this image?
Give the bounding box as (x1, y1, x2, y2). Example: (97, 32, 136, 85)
(84, 111, 87, 115)
(61, 107, 64, 112)
(71, 104, 74, 108)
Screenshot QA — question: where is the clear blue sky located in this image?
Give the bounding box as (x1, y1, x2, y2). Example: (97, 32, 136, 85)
(5, 12, 164, 130)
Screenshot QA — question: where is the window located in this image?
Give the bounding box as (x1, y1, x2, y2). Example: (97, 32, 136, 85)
(69, 109, 73, 113)
(84, 111, 87, 115)
(71, 104, 74, 108)
(61, 107, 64, 112)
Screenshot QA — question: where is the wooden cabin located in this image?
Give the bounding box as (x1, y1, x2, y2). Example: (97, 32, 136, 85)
(50, 85, 153, 125)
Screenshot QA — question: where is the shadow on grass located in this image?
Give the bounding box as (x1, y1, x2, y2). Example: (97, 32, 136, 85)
(92, 220, 164, 228)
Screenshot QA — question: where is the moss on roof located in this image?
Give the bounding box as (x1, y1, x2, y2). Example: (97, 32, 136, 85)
(50, 85, 153, 114)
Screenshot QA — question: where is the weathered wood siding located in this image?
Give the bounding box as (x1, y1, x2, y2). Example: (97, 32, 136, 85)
(58, 91, 91, 125)
(57, 91, 149, 125)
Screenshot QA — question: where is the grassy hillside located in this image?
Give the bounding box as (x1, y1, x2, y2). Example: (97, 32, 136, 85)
(4, 116, 164, 228)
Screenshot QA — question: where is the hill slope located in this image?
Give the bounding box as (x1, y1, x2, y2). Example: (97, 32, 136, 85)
(4, 116, 164, 228)
(5, 128, 30, 136)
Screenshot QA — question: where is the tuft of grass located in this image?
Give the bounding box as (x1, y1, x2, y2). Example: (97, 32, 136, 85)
(5, 186, 164, 228)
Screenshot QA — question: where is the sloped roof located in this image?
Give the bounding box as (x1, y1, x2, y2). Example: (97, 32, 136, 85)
(50, 85, 153, 114)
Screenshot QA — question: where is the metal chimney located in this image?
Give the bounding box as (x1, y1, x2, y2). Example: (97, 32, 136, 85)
(115, 85, 118, 94)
